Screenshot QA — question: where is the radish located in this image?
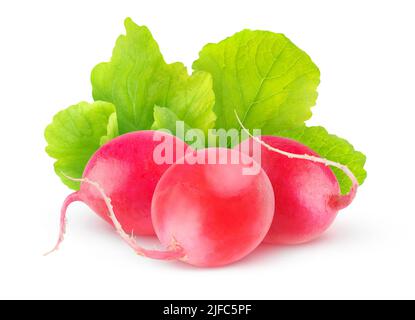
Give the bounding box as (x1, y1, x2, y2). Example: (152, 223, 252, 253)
(47, 130, 190, 254)
(235, 114, 358, 245)
(50, 147, 275, 267)
(151, 148, 275, 267)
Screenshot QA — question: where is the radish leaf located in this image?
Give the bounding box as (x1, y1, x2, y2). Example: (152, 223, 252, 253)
(193, 30, 320, 133)
(152, 106, 205, 148)
(92, 18, 215, 135)
(100, 112, 119, 146)
(45, 101, 115, 190)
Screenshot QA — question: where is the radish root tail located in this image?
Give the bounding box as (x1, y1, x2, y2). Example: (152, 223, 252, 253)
(48, 174, 185, 261)
(234, 110, 358, 210)
(44, 192, 80, 256)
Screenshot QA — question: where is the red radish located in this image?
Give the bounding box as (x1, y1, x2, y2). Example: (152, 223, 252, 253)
(151, 148, 275, 267)
(51, 148, 275, 267)
(47, 130, 190, 254)
(235, 113, 358, 245)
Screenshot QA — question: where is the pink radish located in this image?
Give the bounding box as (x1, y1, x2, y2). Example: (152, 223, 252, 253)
(235, 113, 358, 245)
(49, 147, 275, 267)
(151, 148, 275, 267)
(47, 130, 190, 254)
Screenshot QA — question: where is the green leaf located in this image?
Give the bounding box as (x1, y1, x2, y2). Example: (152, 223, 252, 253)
(100, 112, 119, 145)
(193, 29, 320, 133)
(151, 106, 205, 149)
(165, 70, 216, 135)
(91, 17, 172, 133)
(91, 18, 216, 135)
(274, 126, 367, 194)
(152, 105, 190, 134)
(45, 101, 115, 190)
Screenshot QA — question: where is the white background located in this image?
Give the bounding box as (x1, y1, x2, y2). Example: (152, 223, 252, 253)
(0, 0, 414, 300)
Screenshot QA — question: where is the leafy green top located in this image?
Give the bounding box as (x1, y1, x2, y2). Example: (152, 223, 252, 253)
(45, 18, 367, 192)
(45, 101, 115, 189)
(91, 18, 216, 135)
(193, 29, 320, 133)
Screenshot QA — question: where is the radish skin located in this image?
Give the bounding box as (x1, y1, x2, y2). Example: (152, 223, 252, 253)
(151, 148, 275, 267)
(46, 176, 186, 260)
(47, 148, 275, 267)
(46, 130, 190, 254)
(235, 111, 358, 244)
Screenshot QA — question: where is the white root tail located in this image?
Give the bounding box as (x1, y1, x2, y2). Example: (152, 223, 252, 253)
(234, 110, 358, 210)
(46, 174, 185, 261)
(44, 192, 79, 256)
